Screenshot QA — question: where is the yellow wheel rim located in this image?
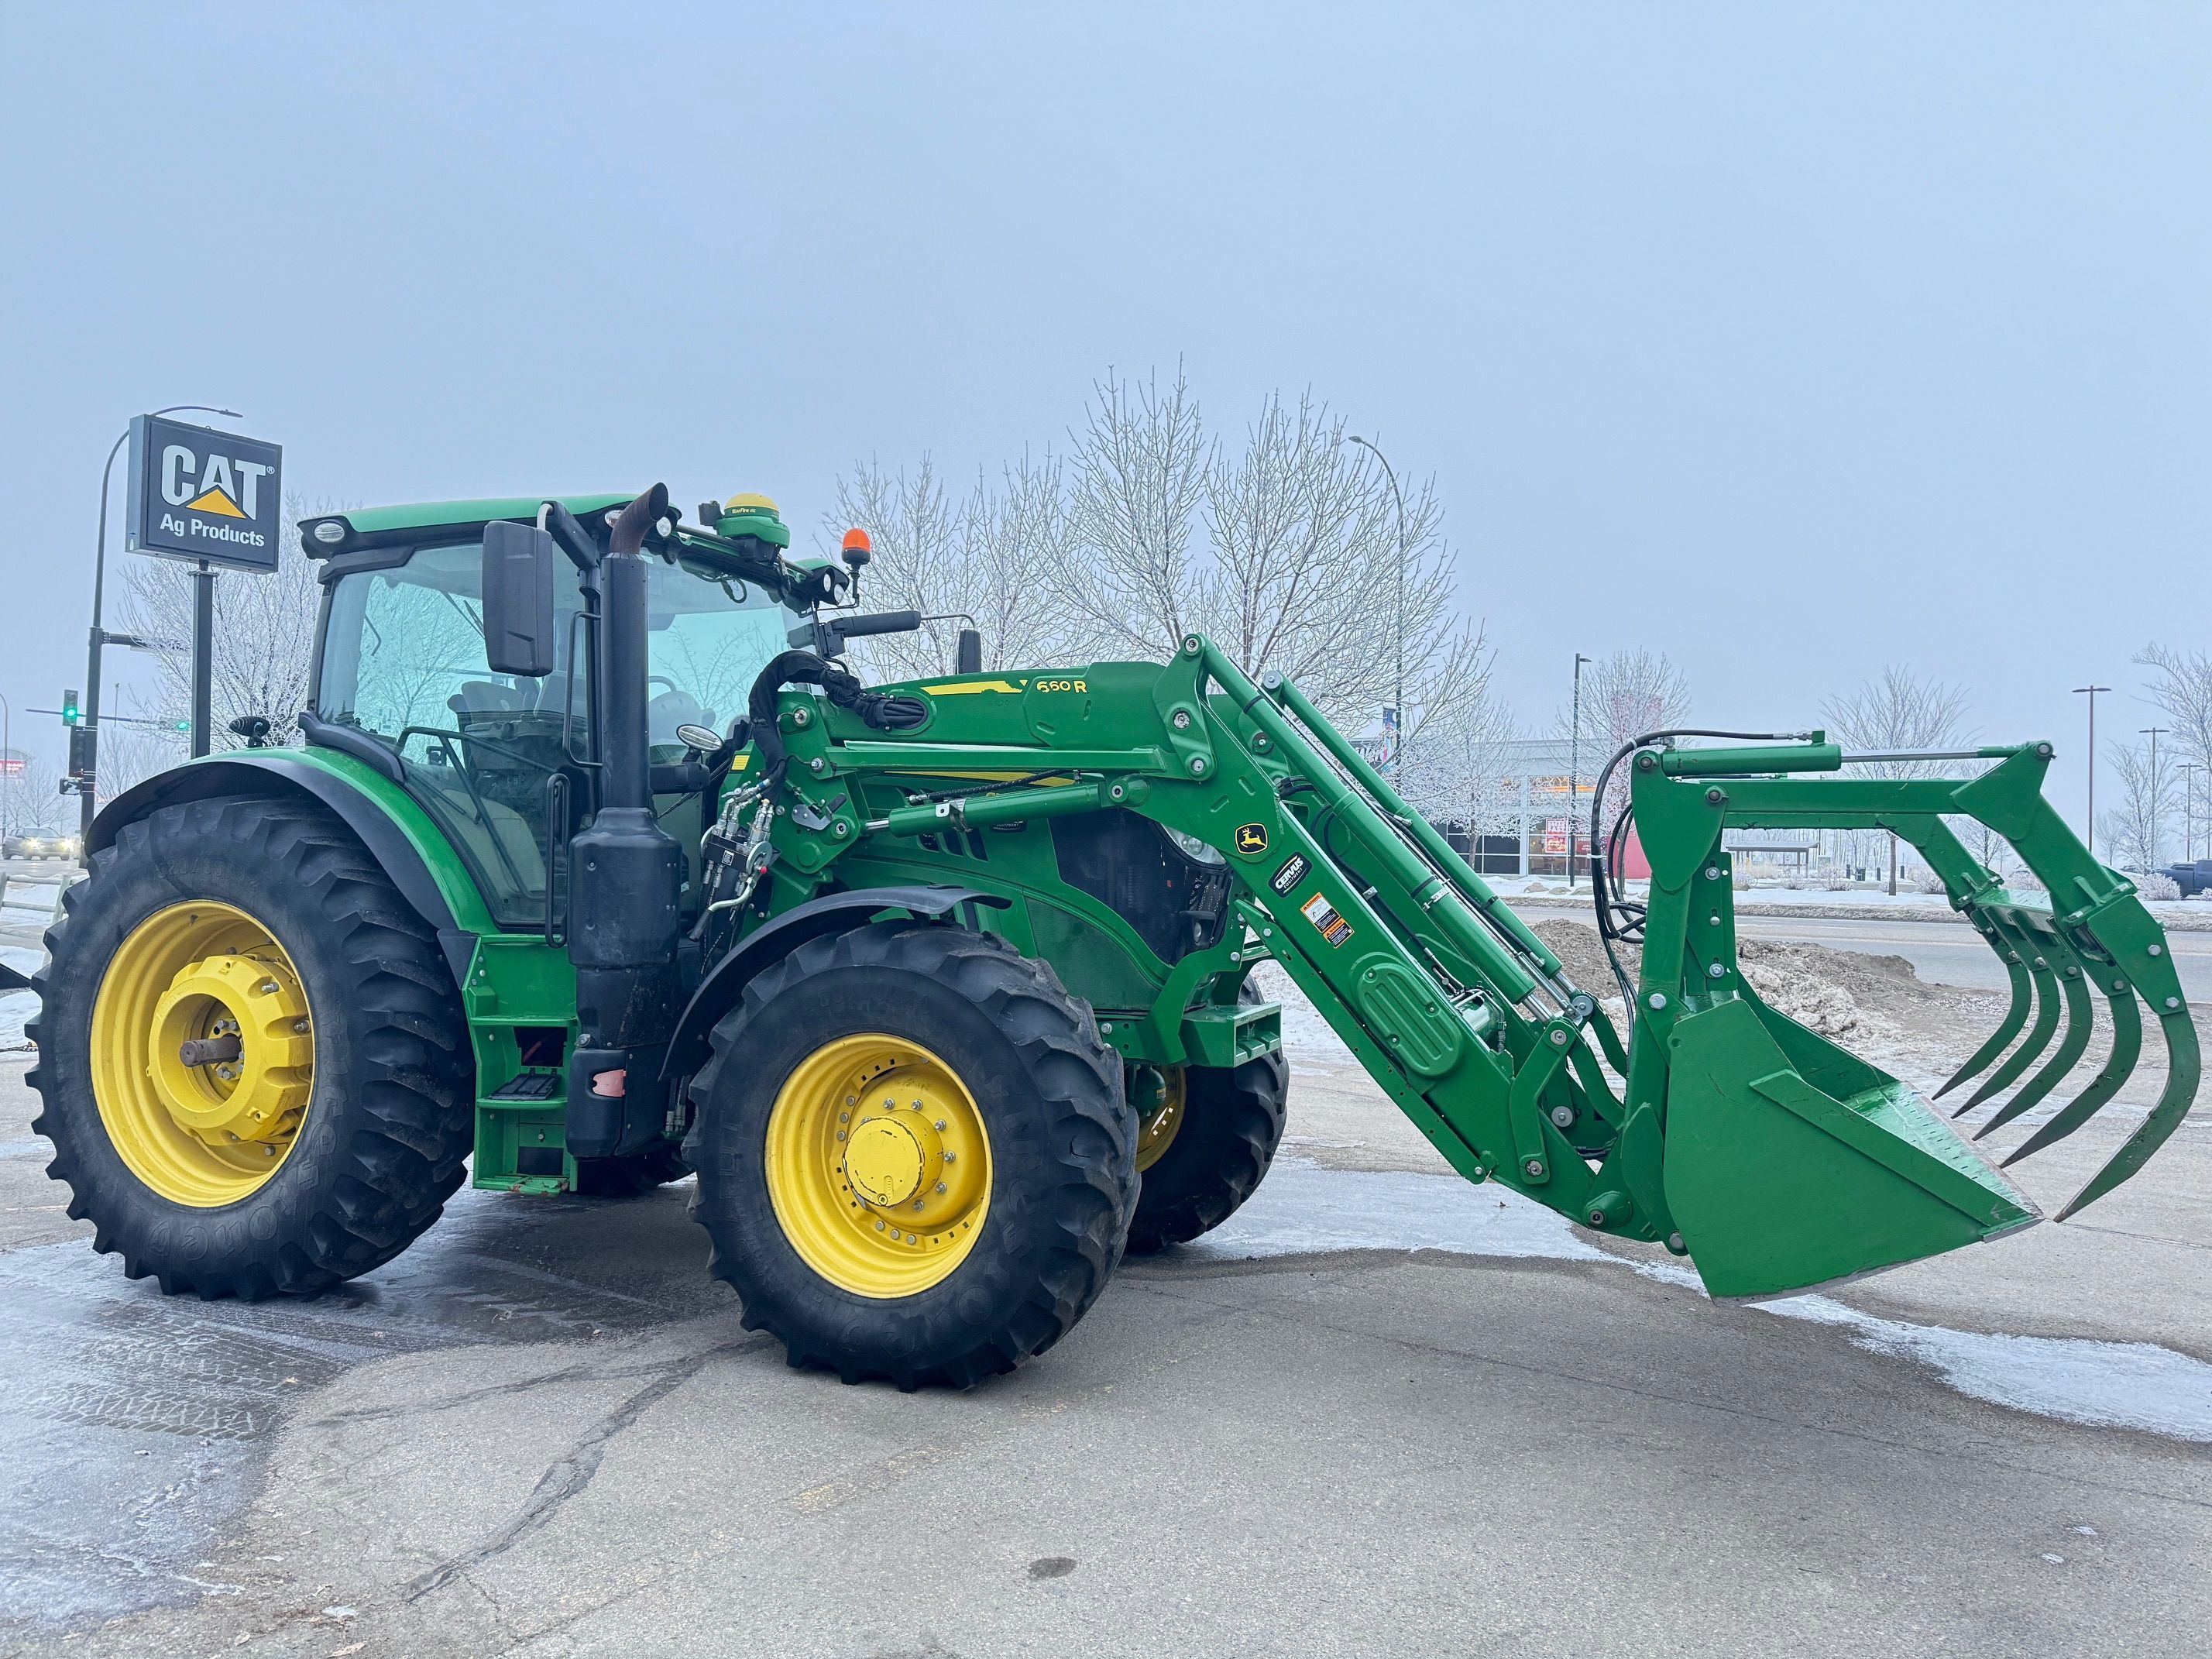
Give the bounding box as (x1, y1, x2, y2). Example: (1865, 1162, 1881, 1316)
(764, 1033, 992, 1299)
(1132, 1064, 1186, 1174)
(88, 901, 315, 1207)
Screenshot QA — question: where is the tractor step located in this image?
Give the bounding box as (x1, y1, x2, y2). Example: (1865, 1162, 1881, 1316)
(487, 1071, 562, 1102)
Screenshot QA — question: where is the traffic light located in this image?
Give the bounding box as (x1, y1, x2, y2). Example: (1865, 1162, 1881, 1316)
(60, 689, 81, 726)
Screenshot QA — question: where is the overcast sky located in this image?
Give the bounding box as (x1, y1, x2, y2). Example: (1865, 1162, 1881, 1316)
(2, 2, 2203, 824)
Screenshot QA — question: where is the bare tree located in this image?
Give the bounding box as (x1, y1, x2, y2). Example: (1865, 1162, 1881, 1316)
(826, 366, 1499, 770)
(91, 686, 188, 804)
(1819, 665, 1970, 892)
(0, 755, 69, 839)
(2137, 643, 2212, 779)
(1060, 366, 1211, 662)
(2099, 738, 2177, 872)
(1398, 637, 1517, 833)
(1063, 369, 1492, 744)
(829, 451, 1078, 680)
(117, 490, 329, 750)
(1565, 649, 1694, 842)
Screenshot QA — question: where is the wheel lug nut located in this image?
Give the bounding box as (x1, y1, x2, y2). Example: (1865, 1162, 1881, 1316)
(936, 1182, 948, 1194)
(933, 1120, 946, 1131)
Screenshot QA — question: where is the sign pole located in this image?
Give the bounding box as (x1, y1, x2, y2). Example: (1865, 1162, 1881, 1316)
(190, 561, 216, 759)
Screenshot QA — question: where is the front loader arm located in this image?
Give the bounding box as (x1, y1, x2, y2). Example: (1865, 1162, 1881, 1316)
(758, 635, 2193, 1300)
(768, 636, 1646, 1240)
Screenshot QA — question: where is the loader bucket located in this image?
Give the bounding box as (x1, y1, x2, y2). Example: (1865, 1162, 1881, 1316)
(1624, 736, 2197, 1300)
(1662, 997, 2039, 1299)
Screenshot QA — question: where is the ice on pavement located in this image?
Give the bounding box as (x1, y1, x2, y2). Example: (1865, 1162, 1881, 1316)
(1194, 1158, 2212, 1444)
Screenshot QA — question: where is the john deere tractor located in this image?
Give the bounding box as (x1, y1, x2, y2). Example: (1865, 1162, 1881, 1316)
(20, 486, 2197, 1388)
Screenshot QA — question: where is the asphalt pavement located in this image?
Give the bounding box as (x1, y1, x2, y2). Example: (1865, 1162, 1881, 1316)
(3, 1025, 2207, 1657)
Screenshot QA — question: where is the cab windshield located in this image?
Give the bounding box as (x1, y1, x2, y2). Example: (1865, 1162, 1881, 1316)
(315, 538, 793, 927)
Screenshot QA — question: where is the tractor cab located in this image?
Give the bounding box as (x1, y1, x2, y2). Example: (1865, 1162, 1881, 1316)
(300, 493, 819, 931)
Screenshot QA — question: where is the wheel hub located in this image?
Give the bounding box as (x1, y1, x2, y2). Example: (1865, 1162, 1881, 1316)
(843, 1116, 926, 1207)
(146, 950, 311, 1152)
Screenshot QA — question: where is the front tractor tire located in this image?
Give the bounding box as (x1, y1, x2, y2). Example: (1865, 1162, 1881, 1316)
(1123, 977, 1290, 1255)
(1124, 1046, 1289, 1254)
(29, 795, 475, 1300)
(686, 922, 1136, 1389)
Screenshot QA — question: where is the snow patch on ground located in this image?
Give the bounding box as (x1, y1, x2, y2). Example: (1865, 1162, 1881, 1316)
(1194, 1159, 2212, 1444)
(0, 946, 38, 1051)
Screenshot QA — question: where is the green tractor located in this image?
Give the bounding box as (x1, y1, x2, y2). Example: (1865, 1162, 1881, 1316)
(19, 485, 2197, 1388)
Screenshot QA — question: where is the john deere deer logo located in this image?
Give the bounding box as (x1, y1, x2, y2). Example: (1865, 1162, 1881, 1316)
(1234, 823, 1269, 856)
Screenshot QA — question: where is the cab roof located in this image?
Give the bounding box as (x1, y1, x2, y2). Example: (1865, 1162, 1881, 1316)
(299, 493, 635, 553)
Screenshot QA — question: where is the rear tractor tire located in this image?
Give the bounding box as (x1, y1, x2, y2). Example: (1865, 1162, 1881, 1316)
(29, 795, 475, 1300)
(1124, 989, 1288, 1254)
(686, 922, 1136, 1389)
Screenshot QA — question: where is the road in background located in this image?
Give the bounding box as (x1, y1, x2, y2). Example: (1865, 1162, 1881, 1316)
(1729, 912, 2212, 1004)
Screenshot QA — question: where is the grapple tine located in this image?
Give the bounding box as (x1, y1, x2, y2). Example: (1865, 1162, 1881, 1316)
(1973, 953, 2094, 1139)
(1959, 939, 2062, 1111)
(2058, 1005, 2201, 1219)
(1936, 942, 2032, 1101)
(2056, 900, 2203, 1218)
(2002, 977, 2142, 1166)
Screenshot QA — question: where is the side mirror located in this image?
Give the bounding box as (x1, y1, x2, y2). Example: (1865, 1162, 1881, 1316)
(955, 628, 984, 676)
(482, 520, 558, 677)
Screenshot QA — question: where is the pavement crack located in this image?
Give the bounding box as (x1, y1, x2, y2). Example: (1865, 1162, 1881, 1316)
(307, 1352, 719, 1428)
(397, 1339, 756, 1605)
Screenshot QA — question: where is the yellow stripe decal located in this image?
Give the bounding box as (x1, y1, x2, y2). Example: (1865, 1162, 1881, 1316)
(926, 680, 1025, 696)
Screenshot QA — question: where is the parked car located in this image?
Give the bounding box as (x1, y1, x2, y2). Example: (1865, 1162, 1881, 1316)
(2, 832, 79, 860)
(2162, 858, 2212, 898)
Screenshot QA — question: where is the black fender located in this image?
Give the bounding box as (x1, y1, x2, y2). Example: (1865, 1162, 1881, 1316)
(90, 756, 475, 987)
(661, 884, 1008, 1082)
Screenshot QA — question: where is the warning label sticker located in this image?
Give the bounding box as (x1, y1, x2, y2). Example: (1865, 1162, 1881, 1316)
(1300, 891, 1352, 947)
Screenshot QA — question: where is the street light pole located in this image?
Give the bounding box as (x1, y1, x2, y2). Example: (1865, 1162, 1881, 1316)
(1568, 652, 1591, 888)
(2179, 761, 2200, 864)
(1345, 436, 1409, 786)
(2073, 684, 2111, 855)
(83, 404, 240, 854)
(2141, 726, 2169, 867)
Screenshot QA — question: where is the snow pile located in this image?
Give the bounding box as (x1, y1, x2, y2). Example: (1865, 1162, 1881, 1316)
(1737, 954, 1891, 1042)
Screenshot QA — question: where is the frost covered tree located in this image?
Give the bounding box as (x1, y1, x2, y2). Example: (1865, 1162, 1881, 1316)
(1819, 665, 1970, 893)
(0, 755, 69, 840)
(1564, 649, 1693, 833)
(2138, 643, 2212, 781)
(826, 366, 1498, 766)
(88, 689, 188, 805)
(1060, 367, 1492, 747)
(1395, 634, 1516, 835)
(117, 491, 328, 752)
(2098, 738, 2177, 873)
(828, 452, 1077, 681)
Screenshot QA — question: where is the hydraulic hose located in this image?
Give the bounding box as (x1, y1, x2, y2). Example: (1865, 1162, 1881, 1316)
(1585, 727, 1812, 1009)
